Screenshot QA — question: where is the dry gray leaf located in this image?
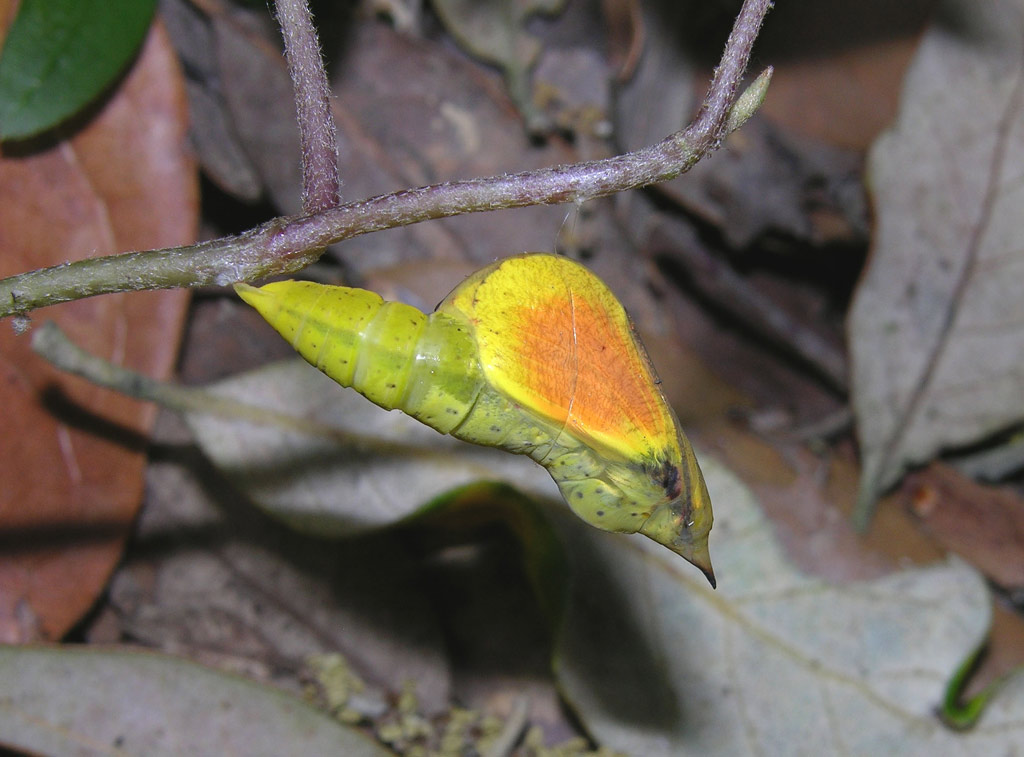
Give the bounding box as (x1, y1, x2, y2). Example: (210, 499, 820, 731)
(184, 359, 558, 536)
(107, 410, 451, 715)
(0, 646, 394, 756)
(848, 0, 1024, 517)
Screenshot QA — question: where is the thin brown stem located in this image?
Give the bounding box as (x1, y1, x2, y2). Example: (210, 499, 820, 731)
(275, 0, 339, 212)
(0, 0, 773, 321)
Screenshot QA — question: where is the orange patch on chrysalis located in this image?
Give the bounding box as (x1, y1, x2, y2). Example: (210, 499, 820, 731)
(447, 255, 679, 460)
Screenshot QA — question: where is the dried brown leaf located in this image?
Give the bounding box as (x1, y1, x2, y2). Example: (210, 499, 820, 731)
(614, 3, 866, 248)
(160, 0, 264, 201)
(327, 21, 575, 271)
(906, 464, 1024, 591)
(213, 9, 303, 213)
(754, 0, 934, 150)
(758, 37, 921, 151)
(0, 22, 197, 640)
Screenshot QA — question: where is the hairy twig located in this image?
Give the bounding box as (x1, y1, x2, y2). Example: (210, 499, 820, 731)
(0, 0, 773, 321)
(275, 0, 340, 212)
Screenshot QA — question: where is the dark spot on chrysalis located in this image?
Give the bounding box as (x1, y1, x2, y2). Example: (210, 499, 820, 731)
(490, 425, 501, 433)
(446, 407, 458, 415)
(655, 460, 681, 499)
(575, 491, 584, 499)
(596, 510, 604, 517)
(386, 383, 396, 389)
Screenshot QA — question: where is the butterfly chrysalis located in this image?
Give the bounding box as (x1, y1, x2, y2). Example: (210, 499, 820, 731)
(236, 253, 715, 586)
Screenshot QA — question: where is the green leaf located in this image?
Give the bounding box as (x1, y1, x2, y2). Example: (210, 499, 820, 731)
(0, 646, 394, 755)
(0, 0, 156, 139)
(939, 643, 995, 730)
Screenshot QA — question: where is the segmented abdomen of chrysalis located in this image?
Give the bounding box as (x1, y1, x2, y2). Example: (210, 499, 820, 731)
(235, 282, 476, 430)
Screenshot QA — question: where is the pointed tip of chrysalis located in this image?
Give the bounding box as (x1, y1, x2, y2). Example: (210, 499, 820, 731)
(686, 542, 716, 590)
(701, 563, 717, 590)
(639, 517, 716, 589)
